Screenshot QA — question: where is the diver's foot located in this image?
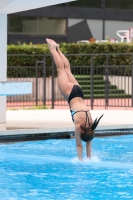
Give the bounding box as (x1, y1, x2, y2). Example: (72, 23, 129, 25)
(46, 38, 59, 51)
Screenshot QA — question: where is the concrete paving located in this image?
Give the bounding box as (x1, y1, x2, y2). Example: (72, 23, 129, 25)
(0, 109, 133, 136)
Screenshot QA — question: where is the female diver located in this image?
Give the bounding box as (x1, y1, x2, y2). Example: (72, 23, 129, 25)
(46, 38, 103, 161)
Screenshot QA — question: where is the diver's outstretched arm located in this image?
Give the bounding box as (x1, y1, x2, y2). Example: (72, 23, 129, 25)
(75, 125, 83, 162)
(86, 141, 91, 159)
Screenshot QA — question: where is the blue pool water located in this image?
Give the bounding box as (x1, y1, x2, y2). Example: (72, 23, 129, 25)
(0, 135, 133, 200)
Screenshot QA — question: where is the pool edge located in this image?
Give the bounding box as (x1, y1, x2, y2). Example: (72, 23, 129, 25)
(0, 125, 133, 143)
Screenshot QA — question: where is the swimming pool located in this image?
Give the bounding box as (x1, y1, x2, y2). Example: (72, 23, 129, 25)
(0, 135, 133, 200)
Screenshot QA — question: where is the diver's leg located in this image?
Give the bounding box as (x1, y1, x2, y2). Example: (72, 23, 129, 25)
(46, 38, 73, 99)
(57, 48, 80, 85)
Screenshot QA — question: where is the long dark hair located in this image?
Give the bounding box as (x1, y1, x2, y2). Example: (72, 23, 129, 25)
(81, 127, 95, 142)
(81, 114, 104, 142)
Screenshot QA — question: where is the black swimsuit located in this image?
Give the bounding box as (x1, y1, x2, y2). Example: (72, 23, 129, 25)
(67, 85, 104, 130)
(67, 85, 90, 123)
(67, 85, 84, 104)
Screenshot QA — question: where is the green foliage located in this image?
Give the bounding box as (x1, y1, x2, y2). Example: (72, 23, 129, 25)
(7, 42, 133, 77)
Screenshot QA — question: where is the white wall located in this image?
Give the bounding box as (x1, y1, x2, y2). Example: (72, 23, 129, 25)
(107, 76, 132, 95)
(68, 18, 103, 40)
(105, 20, 133, 41)
(68, 18, 84, 27)
(0, 15, 7, 81)
(86, 19, 103, 40)
(0, 14, 7, 123)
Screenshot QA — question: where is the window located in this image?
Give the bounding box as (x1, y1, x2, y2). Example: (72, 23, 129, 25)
(8, 16, 66, 35)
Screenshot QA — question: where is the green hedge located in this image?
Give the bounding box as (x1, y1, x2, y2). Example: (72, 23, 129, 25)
(7, 42, 133, 77)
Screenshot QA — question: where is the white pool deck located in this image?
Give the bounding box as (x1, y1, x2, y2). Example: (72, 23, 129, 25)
(0, 109, 133, 136)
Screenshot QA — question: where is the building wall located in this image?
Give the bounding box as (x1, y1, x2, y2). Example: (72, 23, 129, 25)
(67, 18, 133, 42)
(8, 19, 133, 44)
(86, 19, 103, 40)
(8, 5, 133, 44)
(105, 20, 133, 41)
(67, 18, 103, 42)
(67, 19, 92, 42)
